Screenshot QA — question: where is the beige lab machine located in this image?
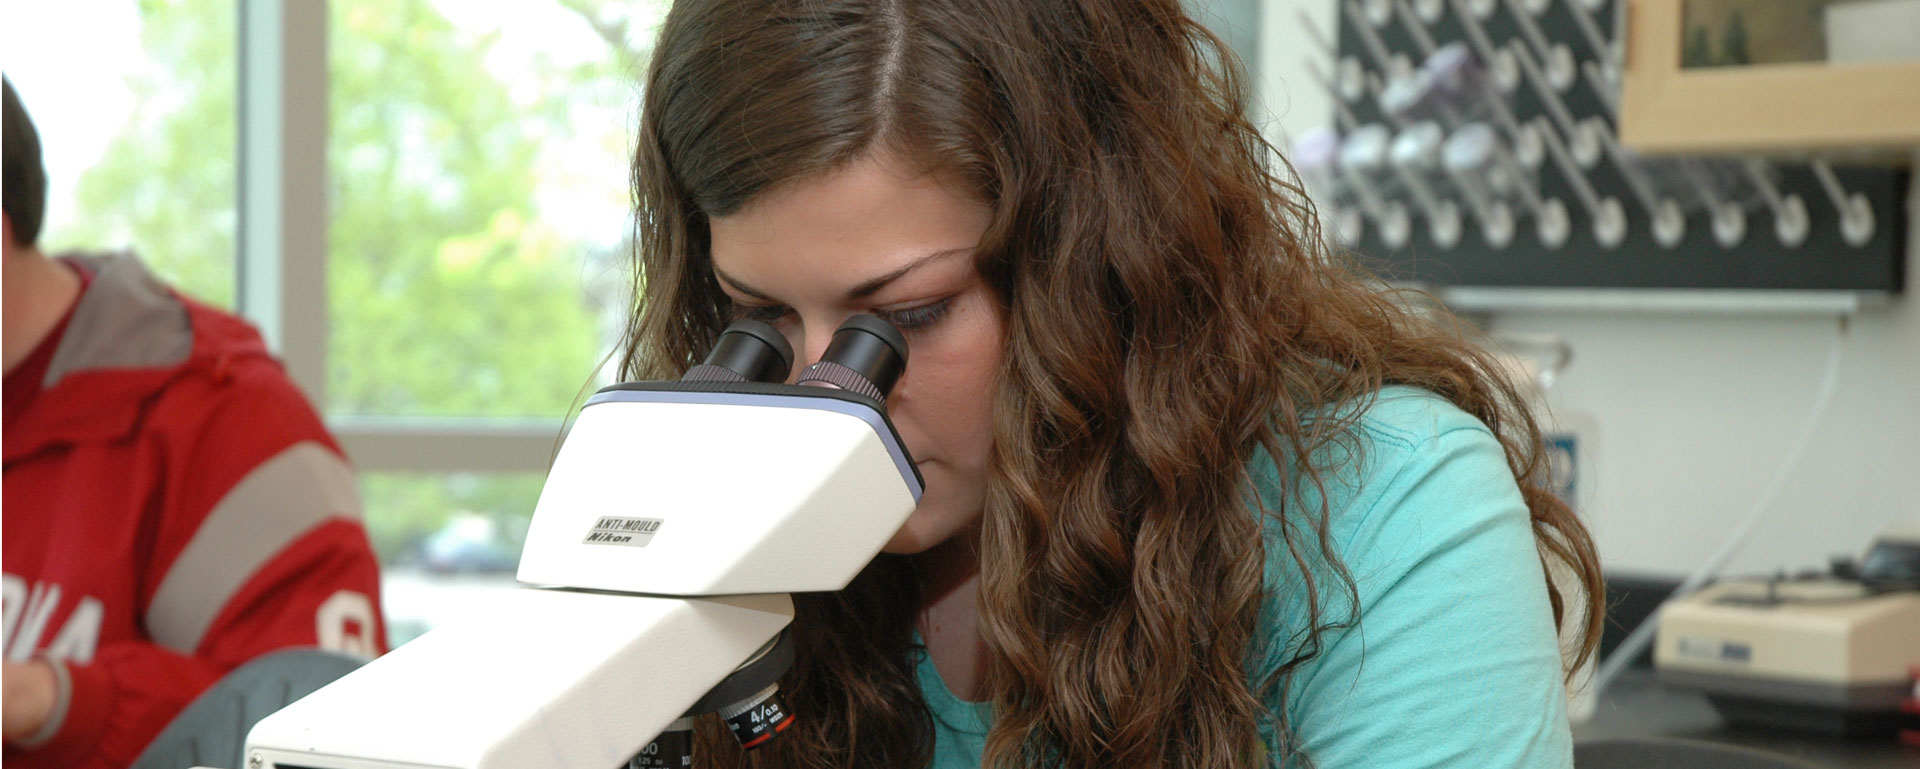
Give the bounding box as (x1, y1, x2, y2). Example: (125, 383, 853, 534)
(1655, 525, 1920, 736)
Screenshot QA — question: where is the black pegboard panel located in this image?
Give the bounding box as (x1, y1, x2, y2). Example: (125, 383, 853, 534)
(1329, 0, 1906, 294)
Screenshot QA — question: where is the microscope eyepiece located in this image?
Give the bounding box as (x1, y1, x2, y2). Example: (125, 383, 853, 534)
(683, 319, 795, 384)
(682, 315, 908, 403)
(795, 314, 909, 403)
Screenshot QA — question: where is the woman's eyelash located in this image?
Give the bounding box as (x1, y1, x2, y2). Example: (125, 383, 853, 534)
(875, 298, 953, 331)
(726, 298, 952, 331)
(730, 303, 792, 323)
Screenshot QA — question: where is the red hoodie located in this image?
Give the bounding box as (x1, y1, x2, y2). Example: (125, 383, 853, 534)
(3, 254, 386, 768)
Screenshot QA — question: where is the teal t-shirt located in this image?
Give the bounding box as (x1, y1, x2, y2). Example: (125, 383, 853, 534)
(917, 387, 1574, 768)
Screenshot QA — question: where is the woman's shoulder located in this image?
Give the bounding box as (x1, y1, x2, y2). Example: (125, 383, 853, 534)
(1250, 387, 1573, 768)
(1329, 383, 1498, 454)
(1250, 384, 1533, 616)
(1253, 384, 1515, 526)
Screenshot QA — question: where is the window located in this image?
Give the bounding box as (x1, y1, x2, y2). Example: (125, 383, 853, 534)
(1, 0, 238, 306)
(327, 0, 652, 419)
(319, 0, 668, 643)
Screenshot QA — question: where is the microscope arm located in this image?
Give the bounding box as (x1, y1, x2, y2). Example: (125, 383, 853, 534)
(244, 589, 793, 769)
(243, 319, 920, 769)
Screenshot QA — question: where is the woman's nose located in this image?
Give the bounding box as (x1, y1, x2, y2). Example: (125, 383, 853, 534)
(788, 326, 834, 384)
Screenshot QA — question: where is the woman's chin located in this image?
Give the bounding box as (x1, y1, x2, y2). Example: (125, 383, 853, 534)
(880, 510, 962, 555)
(880, 526, 939, 555)
(879, 502, 982, 556)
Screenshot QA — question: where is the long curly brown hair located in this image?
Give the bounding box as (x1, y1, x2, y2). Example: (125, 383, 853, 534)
(619, 0, 1603, 766)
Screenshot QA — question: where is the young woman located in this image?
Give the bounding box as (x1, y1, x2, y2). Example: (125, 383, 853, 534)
(618, 1, 1602, 766)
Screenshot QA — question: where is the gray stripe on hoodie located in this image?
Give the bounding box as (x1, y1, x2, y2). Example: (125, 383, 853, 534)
(43, 254, 193, 389)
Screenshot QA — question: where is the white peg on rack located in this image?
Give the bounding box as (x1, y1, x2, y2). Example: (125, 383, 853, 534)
(1582, 60, 1619, 116)
(1293, 127, 1367, 246)
(1363, 72, 1408, 129)
(1339, 125, 1415, 250)
(1463, 0, 1499, 19)
(1609, 0, 1628, 75)
(1810, 161, 1876, 248)
(1448, 0, 1520, 93)
(1364, 0, 1394, 26)
(1674, 160, 1749, 248)
(1299, 10, 1368, 103)
(1446, 122, 1567, 248)
(1501, 0, 1578, 91)
(1391, 123, 1466, 248)
(1392, 0, 1439, 56)
(1562, 0, 1618, 68)
(1421, 42, 1542, 168)
(1378, 71, 1433, 122)
(1344, 0, 1415, 80)
(1445, 164, 1519, 249)
(1534, 117, 1627, 248)
(1512, 43, 1602, 169)
(1307, 59, 1365, 131)
(1413, 0, 1445, 23)
(1593, 121, 1686, 248)
(1743, 159, 1811, 247)
(1572, 68, 1721, 249)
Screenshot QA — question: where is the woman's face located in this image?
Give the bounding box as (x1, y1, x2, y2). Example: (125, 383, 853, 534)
(708, 152, 1001, 555)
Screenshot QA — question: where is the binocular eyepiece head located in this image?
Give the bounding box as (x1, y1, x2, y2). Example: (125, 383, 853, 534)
(683, 315, 908, 404)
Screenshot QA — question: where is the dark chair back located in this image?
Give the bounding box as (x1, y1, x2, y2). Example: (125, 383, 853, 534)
(131, 648, 366, 769)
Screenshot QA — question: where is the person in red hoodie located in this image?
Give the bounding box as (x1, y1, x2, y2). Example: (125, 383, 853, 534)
(3, 77, 386, 768)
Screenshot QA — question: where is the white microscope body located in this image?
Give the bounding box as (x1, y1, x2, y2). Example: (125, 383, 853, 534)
(241, 318, 920, 769)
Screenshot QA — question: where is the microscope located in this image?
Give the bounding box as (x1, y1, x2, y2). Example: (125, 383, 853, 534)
(238, 315, 922, 768)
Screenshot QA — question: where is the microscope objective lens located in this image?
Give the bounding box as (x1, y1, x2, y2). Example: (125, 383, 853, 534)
(629, 719, 693, 768)
(721, 684, 796, 751)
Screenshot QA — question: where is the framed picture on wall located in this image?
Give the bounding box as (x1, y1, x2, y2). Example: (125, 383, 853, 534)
(1619, 0, 1920, 155)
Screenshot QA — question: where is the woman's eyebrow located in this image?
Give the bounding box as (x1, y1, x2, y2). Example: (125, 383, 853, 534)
(714, 247, 972, 303)
(844, 248, 971, 299)
(713, 268, 776, 302)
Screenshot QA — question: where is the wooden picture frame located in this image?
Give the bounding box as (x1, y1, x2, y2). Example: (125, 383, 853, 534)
(1619, 0, 1920, 155)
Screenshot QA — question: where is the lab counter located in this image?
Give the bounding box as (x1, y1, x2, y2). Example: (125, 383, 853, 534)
(1575, 668, 1918, 769)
